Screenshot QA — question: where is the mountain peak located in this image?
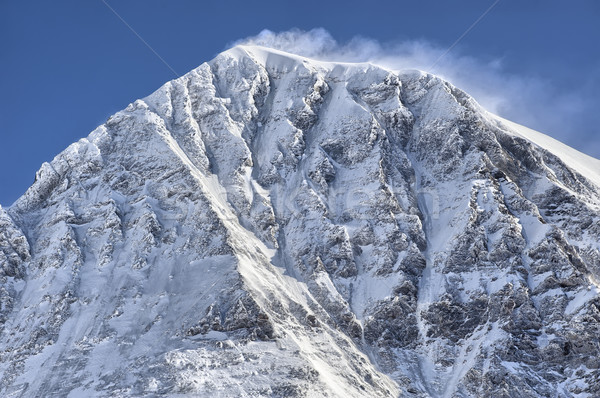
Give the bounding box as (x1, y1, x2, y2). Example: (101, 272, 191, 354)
(1, 45, 599, 397)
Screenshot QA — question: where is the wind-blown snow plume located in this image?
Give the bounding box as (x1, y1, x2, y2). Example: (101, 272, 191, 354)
(234, 28, 599, 159)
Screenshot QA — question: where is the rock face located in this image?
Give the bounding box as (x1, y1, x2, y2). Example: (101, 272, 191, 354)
(1, 45, 599, 397)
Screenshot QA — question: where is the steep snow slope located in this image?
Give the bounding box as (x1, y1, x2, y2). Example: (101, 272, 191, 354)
(492, 114, 600, 188)
(1, 45, 599, 397)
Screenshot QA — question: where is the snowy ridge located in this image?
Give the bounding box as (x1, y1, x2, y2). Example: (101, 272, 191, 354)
(491, 114, 600, 189)
(0, 45, 599, 397)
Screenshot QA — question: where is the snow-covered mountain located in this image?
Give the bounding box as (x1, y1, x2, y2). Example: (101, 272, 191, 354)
(1, 45, 599, 397)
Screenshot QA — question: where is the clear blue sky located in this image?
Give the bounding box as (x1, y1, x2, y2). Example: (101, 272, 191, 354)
(1, 0, 599, 206)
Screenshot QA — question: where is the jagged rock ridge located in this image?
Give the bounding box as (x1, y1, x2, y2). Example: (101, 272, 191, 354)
(1, 45, 599, 397)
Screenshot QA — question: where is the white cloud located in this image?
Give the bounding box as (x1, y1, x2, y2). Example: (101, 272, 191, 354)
(233, 29, 599, 159)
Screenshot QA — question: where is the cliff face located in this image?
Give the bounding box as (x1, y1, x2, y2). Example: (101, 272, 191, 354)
(1, 45, 599, 397)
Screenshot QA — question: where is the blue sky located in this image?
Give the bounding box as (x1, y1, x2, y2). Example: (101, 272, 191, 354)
(1, 0, 599, 206)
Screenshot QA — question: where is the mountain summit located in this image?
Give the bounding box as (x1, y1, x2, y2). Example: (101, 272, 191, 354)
(1, 46, 599, 397)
